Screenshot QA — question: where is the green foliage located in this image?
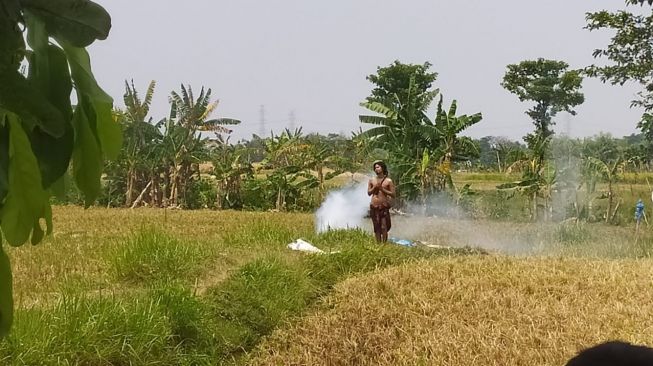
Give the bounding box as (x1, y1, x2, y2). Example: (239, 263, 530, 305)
(0, 0, 115, 336)
(474, 136, 527, 172)
(185, 177, 218, 209)
(502, 58, 584, 146)
(21, 0, 111, 48)
(500, 58, 584, 220)
(586, 2, 653, 150)
(103, 81, 241, 209)
(209, 136, 253, 209)
(366, 60, 438, 109)
(1, 118, 51, 245)
(359, 62, 482, 203)
(107, 228, 207, 283)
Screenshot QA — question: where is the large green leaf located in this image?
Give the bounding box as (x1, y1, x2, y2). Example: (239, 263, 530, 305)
(26, 13, 74, 120)
(71, 105, 102, 207)
(43, 46, 74, 119)
(0, 118, 51, 246)
(25, 11, 50, 91)
(0, 69, 65, 137)
(60, 43, 122, 160)
(58, 42, 112, 103)
(93, 100, 122, 160)
(20, 0, 111, 47)
(0, 243, 13, 338)
(26, 43, 75, 188)
(29, 126, 74, 189)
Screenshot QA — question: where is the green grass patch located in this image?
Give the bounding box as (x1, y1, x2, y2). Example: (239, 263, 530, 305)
(107, 228, 207, 283)
(2, 291, 182, 365)
(205, 258, 317, 354)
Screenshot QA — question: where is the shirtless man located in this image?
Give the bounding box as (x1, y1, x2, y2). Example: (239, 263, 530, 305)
(368, 160, 396, 242)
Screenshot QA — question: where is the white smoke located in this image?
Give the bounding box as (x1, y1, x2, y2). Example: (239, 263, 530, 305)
(315, 181, 369, 233)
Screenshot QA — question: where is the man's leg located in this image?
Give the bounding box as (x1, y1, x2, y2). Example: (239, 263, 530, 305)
(382, 208, 391, 242)
(371, 208, 382, 242)
(380, 209, 389, 242)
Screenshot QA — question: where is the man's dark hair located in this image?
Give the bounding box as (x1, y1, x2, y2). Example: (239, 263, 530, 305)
(372, 160, 388, 176)
(565, 341, 653, 366)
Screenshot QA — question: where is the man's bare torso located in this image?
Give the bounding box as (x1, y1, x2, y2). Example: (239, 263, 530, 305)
(369, 176, 393, 208)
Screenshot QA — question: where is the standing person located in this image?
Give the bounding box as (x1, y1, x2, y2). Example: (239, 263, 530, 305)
(368, 160, 396, 242)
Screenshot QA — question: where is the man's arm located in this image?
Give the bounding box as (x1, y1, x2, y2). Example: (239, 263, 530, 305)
(380, 179, 395, 198)
(367, 179, 376, 196)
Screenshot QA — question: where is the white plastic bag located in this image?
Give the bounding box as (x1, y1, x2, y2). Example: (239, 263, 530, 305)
(287, 239, 324, 253)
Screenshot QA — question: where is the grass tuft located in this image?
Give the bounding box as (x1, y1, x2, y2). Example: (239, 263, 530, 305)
(107, 228, 207, 283)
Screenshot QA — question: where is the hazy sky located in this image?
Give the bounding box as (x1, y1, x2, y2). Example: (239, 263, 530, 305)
(89, 0, 646, 142)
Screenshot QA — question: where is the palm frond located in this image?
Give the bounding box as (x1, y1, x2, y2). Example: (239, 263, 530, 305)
(447, 99, 458, 119)
(359, 115, 389, 125)
(198, 118, 241, 133)
(142, 80, 156, 117)
(199, 100, 219, 121)
(359, 101, 398, 119)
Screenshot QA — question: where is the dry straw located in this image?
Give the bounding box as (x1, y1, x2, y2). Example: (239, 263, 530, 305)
(253, 256, 653, 366)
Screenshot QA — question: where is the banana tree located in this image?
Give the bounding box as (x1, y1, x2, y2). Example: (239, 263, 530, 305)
(498, 134, 552, 220)
(260, 129, 314, 210)
(163, 85, 239, 207)
(432, 95, 483, 190)
(585, 156, 628, 223)
(210, 135, 253, 209)
(359, 77, 440, 201)
(303, 136, 343, 193)
(120, 80, 161, 206)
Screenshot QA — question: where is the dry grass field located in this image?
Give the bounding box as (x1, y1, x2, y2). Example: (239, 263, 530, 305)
(253, 257, 653, 365)
(3, 203, 653, 365)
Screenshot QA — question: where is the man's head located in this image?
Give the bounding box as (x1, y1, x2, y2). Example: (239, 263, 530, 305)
(372, 160, 388, 176)
(565, 341, 653, 366)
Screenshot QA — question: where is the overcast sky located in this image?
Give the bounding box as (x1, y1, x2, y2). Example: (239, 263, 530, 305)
(89, 0, 646, 142)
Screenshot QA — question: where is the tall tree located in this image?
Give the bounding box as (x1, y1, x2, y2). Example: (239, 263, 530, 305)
(366, 60, 438, 111)
(501, 58, 584, 164)
(585, 1, 653, 154)
(500, 59, 583, 220)
(0, 0, 115, 337)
